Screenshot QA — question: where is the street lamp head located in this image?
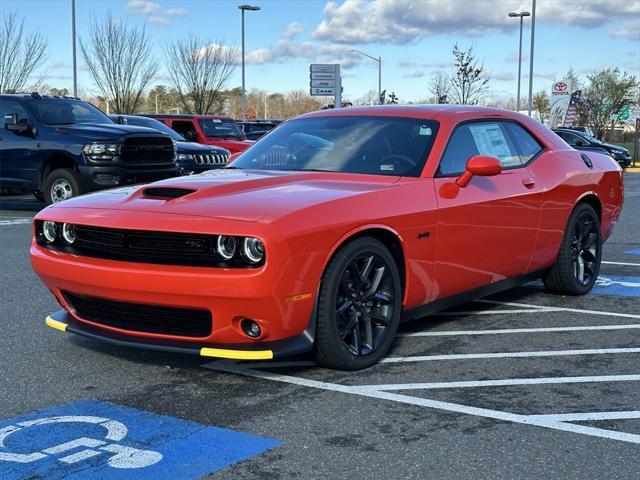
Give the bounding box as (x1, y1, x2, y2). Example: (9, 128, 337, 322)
(508, 11, 530, 17)
(239, 4, 261, 10)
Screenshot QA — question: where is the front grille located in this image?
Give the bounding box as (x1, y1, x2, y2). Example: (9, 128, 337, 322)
(73, 225, 215, 265)
(63, 291, 212, 337)
(121, 136, 174, 164)
(193, 153, 229, 166)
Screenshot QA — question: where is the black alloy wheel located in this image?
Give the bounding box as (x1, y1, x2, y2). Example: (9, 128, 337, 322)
(543, 202, 601, 295)
(314, 237, 402, 370)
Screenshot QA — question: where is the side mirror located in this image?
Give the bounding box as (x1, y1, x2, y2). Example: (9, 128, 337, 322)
(116, 115, 128, 125)
(184, 130, 197, 142)
(4, 114, 29, 134)
(574, 139, 585, 146)
(456, 155, 502, 187)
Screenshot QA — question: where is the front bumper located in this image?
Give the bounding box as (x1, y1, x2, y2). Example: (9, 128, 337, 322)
(45, 309, 313, 360)
(78, 164, 180, 190)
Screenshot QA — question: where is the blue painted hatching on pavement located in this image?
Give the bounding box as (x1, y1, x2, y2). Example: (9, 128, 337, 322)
(0, 399, 279, 480)
(625, 248, 640, 255)
(592, 275, 640, 297)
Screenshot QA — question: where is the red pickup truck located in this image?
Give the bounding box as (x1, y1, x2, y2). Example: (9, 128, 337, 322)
(146, 114, 253, 154)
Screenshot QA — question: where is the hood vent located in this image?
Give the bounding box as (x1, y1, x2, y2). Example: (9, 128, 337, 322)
(142, 187, 196, 199)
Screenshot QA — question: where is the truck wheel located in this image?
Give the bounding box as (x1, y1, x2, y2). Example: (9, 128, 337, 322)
(44, 169, 82, 205)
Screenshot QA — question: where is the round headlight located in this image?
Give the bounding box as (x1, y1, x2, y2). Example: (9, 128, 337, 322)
(217, 235, 238, 260)
(62, 223, 77, 244)
(243, 237, 265, 264)
(42, 221, 57, 243)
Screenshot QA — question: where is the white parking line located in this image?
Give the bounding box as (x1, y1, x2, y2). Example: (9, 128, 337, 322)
(602, 261, 640, 267)
(205, 361, 640, 445)
(355, 374, 640, 392)
(380, 347, 640, 364)
(477, 299, 640, 320)
(0, 218, 32, 226)
(431, 308, 563, 316)
(398, 324, 640, 337)
(527, 411, 640, 422)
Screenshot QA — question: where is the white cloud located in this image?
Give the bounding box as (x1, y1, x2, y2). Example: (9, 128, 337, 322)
(126, 0, 160, 15)
(505, 51, 528, 63)
(313, 0, 640, 44)
(610, 19, 640, 39)
(165, 8, 187, 17)
(283, 22, 304, 40)
(485, 69, 516, 82)
(148, 15, 170, 27)
(125, 0, 187, 26)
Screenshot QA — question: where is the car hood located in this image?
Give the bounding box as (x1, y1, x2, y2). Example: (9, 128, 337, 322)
(176, 141, 229, 155)
(599, 142, 627, 152)
(49, 169, 400, 223)
(52, 123, 166, 140)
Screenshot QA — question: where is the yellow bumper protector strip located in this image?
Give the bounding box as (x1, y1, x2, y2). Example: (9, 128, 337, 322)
(199, 347, 273, 360)
(45, 316, 68, 332)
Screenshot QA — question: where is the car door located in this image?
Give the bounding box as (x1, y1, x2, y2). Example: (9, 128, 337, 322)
(0, 100, 40, 189)
(432, 120, 543, 299)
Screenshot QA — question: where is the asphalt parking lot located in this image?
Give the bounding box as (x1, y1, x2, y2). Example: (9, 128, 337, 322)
(1, 174, 639, 480)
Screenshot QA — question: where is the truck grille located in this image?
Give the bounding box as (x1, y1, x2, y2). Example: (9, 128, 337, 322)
(121, 136, 174, 164)
(193, 153, 229, 166)
(62, 291, 212, 338)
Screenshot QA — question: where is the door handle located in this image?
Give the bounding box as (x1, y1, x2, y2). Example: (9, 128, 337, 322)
(522, 177, 536, 188)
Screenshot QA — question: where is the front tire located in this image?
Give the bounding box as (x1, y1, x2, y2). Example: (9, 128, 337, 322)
(543, 203, 601, 295)
(44, 169, 82, 205)
(313, 237, 402, 370)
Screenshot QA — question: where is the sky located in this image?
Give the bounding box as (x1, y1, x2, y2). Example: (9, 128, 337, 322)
(2, 0, 639, 103)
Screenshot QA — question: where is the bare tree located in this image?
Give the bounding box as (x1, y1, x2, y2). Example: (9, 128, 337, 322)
(0, 12, 47, 94)
(450, 44, 489, 105)
(428, 72, 450, 103)
(80, 13, 157, 114)
(165, 37, 237, 114)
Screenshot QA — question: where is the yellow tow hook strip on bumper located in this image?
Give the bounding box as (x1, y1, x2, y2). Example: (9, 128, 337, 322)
(199, 347, 273, 360)
(45, 316, 68, 332)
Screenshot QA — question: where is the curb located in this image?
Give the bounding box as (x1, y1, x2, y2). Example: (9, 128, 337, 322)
(623, 167, 640, 173)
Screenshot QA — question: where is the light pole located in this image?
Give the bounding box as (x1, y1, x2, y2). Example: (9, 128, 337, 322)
(350, 49, 382, 104)
(239, 4, 260, 121)
(508, 11, 530, 112)
(71, 0, 77, 97)
(527, 0, 537, 116)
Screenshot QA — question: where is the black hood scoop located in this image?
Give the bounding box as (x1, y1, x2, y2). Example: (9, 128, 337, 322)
(142, 187, 196, 199)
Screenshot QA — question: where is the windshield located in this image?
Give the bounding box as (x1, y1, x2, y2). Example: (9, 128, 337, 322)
(30, 99, 111, 125)
(230, 116, 439, 177)
(198, 118, 245, 139)
(126, 116, 185, 141)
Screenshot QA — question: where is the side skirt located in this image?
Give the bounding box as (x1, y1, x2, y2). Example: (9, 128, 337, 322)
(401, 270, 546, 323)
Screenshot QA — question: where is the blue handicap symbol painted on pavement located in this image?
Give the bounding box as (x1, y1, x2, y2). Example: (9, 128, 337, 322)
(625, 248, 640, 255)
(592, 275, 640, 297)
(0, 399, 279, 480)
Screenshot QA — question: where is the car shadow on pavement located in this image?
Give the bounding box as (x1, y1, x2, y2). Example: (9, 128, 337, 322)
(0, 194, 44, 213)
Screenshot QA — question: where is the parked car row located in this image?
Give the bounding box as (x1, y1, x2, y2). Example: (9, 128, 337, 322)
(0, 93, 258, 204)
(1, 94, 631, 206)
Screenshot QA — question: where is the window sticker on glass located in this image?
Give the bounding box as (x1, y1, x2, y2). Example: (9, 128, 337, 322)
(380, 164, 395, 171)
(468, 124, 511, 161)
(419, 126, 432, 136)
(213, 119, 222, 123)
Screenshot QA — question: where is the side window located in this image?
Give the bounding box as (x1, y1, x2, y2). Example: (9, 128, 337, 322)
(438, 121, 521, 175)
(172, 120, 197, 140)
(563, 132, 581, 146)
(0, 101, 30, 127)
(504, 122, 542, 163)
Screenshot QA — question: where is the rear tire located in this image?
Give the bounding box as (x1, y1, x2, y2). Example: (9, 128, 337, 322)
(43, 169, 82, 205)
(543, 203, 601, 295)
(313, 237, 402, 370)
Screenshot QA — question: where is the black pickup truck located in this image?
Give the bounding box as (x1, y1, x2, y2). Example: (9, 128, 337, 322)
(0, 93, 178, 204)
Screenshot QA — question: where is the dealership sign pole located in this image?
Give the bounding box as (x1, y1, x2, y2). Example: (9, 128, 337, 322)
(310, 64, 342, 109)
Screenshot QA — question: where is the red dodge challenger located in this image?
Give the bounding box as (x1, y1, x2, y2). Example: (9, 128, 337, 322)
(31, 106, 624, 370)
